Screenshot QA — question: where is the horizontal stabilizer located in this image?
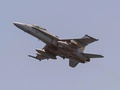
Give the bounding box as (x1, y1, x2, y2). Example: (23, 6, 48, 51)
(82, 53, 104, 58)
(69, 59, 79, 68)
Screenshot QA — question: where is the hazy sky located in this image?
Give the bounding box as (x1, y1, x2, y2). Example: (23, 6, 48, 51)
(0, 0, 120, 90)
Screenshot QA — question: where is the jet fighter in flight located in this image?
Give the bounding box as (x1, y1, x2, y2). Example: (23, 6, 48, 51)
(14, 22, 103, 67)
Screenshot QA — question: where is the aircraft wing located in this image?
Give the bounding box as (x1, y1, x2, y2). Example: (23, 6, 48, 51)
(81, 53, 104, 58)
(60, 35, 98, 47)
(69, 59, 79, 68)
(28, 53, 47, 61)
(29, 45, 57, 61)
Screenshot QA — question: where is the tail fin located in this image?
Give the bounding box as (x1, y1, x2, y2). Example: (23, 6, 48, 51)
(69, 59, 79, 68)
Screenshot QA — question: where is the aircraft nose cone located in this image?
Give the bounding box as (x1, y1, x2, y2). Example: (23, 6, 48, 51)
(13, 22, 18, 26)
(13, 22, 28, 31)
(13, 22, 24, 28)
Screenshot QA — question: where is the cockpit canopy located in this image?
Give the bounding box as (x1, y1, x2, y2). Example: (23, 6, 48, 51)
(32, 25, 47, 31)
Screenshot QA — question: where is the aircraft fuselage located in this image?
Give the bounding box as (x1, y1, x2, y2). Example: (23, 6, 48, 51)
(13, 22, 103, 67)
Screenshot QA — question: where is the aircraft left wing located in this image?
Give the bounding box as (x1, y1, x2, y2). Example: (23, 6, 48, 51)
(28, 45, 57, 61)
(28, 53, 47, 61)
(60, 35, 98, 48)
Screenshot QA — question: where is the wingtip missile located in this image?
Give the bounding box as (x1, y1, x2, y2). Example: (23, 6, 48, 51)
(85, 34, 99, 41)
(28, 55, 41, 61)
(28, 55, 34, 58)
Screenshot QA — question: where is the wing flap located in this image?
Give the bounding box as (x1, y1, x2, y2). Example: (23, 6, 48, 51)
(69, 59, 79, 68)
(82, 53, 104, 58)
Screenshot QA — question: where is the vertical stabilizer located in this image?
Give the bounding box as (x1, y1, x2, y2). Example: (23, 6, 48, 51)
(69, 59, 79, 68)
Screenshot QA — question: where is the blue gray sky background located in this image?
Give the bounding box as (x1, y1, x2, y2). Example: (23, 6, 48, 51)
(0, 0, 120, 90)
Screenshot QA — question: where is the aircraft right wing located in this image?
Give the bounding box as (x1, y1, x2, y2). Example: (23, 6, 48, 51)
(69, 59, 79, 68)
(60, 35, 98, 48)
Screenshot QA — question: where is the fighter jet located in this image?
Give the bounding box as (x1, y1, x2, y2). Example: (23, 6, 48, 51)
(13, 22, 103, 68)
